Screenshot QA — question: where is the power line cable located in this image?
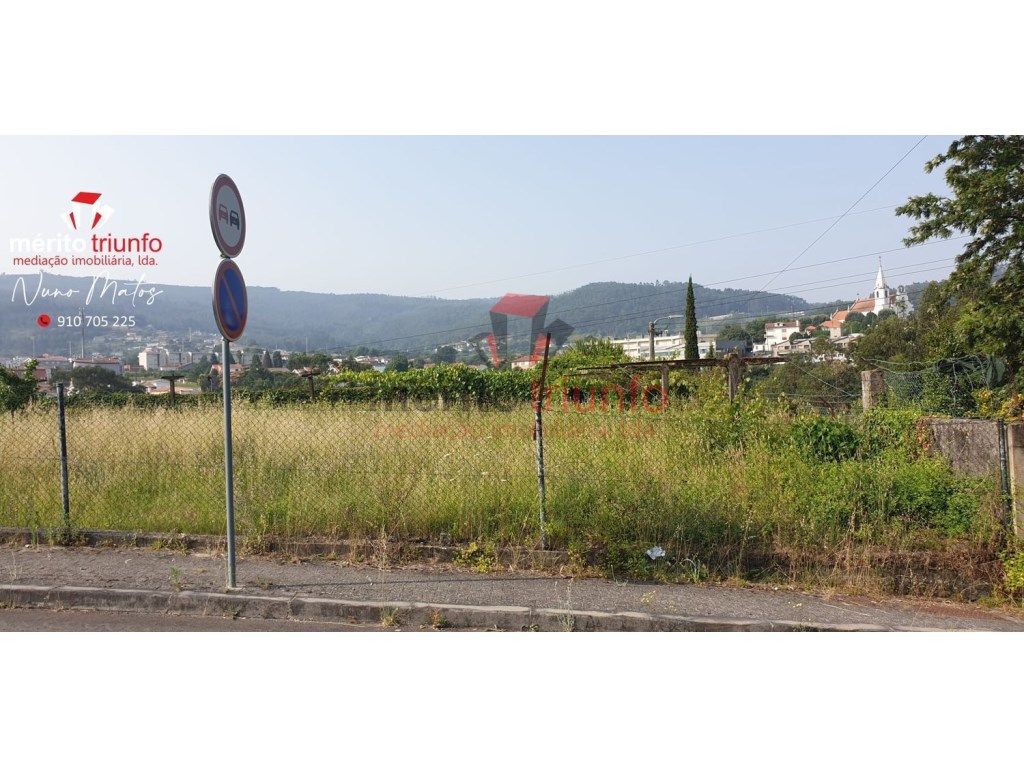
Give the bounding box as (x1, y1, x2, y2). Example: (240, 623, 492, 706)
(328, 266, 947, 358)
(756, 136, 928, 292)
(322, 238, 957, 353)
(421, 203, 904, 296)
(555, 268, 944, 341)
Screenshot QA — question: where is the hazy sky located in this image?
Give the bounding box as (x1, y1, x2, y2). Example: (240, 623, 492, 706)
(0, 136, 959, 304)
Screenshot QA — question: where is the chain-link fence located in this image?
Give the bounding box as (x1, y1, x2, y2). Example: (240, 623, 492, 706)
(1, 391, 684, 547)
(0, 361, 868, 543)
(878, 356, 1005, 416)
(1, 360, 1010, 568)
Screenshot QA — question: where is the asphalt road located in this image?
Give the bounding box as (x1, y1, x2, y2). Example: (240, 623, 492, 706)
(3, 544, 1023, 630)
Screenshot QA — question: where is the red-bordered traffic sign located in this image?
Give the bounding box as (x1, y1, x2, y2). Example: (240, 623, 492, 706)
(212, 259, 248, 341)
(209, 174, 246, 258)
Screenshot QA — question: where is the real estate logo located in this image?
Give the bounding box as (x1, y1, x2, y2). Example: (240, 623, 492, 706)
(472, 293, 573, 367)
(64, 191, 115, 231)
(9, 189, 165, 310)
(9, 190, 163, 269)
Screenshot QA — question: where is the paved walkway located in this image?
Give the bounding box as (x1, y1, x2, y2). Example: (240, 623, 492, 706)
(2, 544, 1021, 630)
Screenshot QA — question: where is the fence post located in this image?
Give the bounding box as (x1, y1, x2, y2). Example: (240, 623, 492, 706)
(300, 369, 317, 400)
(727, 353, 741, 403)
(1005, 422, 1024, 540)
(533, 333, 552, 549)
(56, 382, 71, 542)
(997, 418, 1012, 524)
(861, 369, 886, 411)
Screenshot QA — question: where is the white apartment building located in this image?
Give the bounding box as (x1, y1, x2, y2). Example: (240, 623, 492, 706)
(610, 331, 717, 360)
(160, 349, 194, 370)
(138, 347, 162, 370)
(763, 320, 801, 348)
(138, 347, 194, 371)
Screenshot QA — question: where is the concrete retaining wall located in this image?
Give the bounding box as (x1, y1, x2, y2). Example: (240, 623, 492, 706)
(921, 416, 1024, 534)
(923, 417, 1002, 477)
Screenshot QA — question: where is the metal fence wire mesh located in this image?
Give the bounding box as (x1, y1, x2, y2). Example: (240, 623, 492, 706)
(879, 356, 1001, 416)
(0, 389, 740, 545)
(0, 407, 63, 532)
(0, 364, 799, 545)
(1, 359, 999, 557)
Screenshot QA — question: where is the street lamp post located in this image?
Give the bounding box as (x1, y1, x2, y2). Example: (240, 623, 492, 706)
(647, 314, 685, 361)
(648, 314, 685, 406)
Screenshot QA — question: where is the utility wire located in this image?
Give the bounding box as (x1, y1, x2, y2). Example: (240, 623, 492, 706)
(327, 268, 945, 359)
(421, 203, 903, 297)
(323, 238, 956, 354)
(757, 136, 928, 292)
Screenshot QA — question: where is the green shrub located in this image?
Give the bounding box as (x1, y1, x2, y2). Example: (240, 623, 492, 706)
(792, 416, 859, 462)
(1003, 552, 1024, 598)
(875, 457, 984, 534)
(860, 408, 923, 457)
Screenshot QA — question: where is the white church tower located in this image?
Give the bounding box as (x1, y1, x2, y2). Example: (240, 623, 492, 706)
(872, 258, 913, 316)
(872, 260, 889, 314)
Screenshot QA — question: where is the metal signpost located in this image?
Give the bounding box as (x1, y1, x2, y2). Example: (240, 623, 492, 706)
(210, 174, 247, 588)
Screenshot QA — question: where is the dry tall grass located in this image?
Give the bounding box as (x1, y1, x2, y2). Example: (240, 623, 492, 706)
(0, 397, 1005, 589)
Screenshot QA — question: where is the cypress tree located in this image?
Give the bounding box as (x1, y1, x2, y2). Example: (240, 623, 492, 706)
(684, 276, 699, 360)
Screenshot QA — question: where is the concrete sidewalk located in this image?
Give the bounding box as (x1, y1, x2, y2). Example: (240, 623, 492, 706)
(1, 544, 1021, 631)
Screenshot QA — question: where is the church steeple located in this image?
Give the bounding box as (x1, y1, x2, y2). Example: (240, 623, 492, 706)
(874, 257, 887, 293)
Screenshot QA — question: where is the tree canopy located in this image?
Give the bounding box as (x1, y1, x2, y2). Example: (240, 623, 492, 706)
(51, 366, 135, 393)
(0, 362, 37, 412)
(546, 336, 628, 380)
(896, 135, 1024, 377)
(716, 324, 752, 343)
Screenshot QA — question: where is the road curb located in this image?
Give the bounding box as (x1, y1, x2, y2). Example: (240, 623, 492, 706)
(0, 527, 569, 570)
(0, 583, 913, 632)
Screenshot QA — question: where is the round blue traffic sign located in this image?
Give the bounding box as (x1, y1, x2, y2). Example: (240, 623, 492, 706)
(212, 259, 248, 341)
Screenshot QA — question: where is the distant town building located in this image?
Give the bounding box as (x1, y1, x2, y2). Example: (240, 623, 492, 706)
(13, 364, 50, 392)
(609, 331, 717, 360)
(210, 363, 246, 381)
(821, 311, 849, 340)
(138, 347, 162, 371)
(138, 347, 193, 371)
(822, 260, 913, 339)
(763, 320, 801, 348)
(72, 356, 123, 375)
(510, 355, 538, 370)
(141, 379, 201, 396)
(32, 355, 73, 378)
(773, 338, 813, 356)
(715, 339, 752, 356)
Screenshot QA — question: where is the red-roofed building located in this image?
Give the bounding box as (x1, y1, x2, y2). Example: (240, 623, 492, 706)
(823, 261, 914, 339)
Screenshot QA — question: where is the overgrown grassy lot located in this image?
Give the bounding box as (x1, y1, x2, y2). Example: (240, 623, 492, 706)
(0, 384, 1009, 594)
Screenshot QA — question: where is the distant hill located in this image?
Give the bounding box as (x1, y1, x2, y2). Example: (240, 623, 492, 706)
(0, 272, 811, 356)
(545, 281, 810, 338)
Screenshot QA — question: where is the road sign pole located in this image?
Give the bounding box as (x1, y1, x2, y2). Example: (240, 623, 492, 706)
(210, 173, 247, 590)
(222, 336, 237, 588)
